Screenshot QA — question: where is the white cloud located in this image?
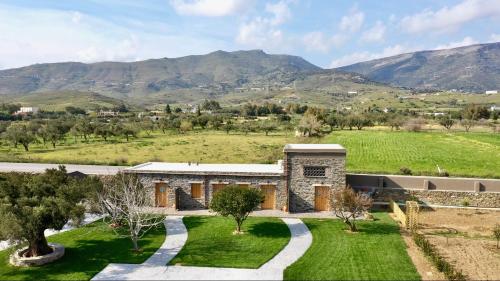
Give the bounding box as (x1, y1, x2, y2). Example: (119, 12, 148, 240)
(0, 5, 227, 69)
(236, 0, 292, 49)
(330, 44, 415, 68)
(490, 33, 500, 42)
(339, 6, 364, 32)
(302, 32, 347, 53)
(360, 21, 386, 43)
(434, 36, 478, 50)
(400, 0, 500, 34)
(169, 0, 250, 17)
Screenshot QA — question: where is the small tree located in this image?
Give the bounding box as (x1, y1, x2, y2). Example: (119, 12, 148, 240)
(494, 224, 500, 249)
(179, 120, 193, 133)
(0, 166, 95, 257)
(297, 114, 323, 137)
(260, 120, 277, 136)
(4, 124, 36, 151)
(209, 185, 263, 234)
(96, 173, 164, 251)
(439, 116, 455, 130)
(331, 186, 373, 232)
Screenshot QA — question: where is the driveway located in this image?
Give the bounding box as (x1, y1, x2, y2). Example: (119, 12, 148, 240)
(92, 216, 312, 280)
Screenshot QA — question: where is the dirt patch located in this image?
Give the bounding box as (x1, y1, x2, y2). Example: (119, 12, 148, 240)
(427, 235, 500, 280)
(417, 208, 500, 280)
(400, 230, 446, 280)
(419, 208, 499, 236)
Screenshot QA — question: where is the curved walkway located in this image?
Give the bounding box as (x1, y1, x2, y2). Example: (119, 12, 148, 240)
(92, 216, 312, 280)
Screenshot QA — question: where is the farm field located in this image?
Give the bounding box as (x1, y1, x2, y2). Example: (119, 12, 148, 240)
(417, 208, 500, 280)
(0, 130, 498, 178)
(0, 221, 165, 280)
(169, 216, 291, 268)
(284, 213, 420, 280)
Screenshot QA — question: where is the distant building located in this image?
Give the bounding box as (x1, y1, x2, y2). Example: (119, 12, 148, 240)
(97, 110, 119, 117)
(14, 107, 39, 115)
(485, 90, 498, 95)
(491, 105, 499, 111)
(347, 91, 358, 94)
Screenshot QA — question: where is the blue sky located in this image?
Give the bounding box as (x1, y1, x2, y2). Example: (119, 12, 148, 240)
(0, 0, 499, 69)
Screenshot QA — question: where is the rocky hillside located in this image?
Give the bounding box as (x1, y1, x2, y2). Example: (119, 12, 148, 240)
(338, 42, 500, 92)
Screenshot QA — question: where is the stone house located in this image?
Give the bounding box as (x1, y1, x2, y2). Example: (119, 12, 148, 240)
(125, 144, 346, 213)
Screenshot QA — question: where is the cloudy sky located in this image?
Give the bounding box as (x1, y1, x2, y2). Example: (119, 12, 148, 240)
(0, 0, 499, 70)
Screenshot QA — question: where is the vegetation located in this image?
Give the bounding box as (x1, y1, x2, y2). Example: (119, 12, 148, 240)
(412, 232, 466, 281)
(209, 185, 264, 233)
(494, 224, 500, 249)
(0, 167, 99, 257)
(94, 173, 164, 251)
(0, 221, 165, 280)
(169, 216, 290, 268)
(331, 186, 373, 232)
(284, 213, 420, 280)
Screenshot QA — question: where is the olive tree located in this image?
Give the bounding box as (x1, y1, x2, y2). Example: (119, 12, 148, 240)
(209, 185, 263, 234)
(331, 186, 373, 232)
(0, 166, 96, 257)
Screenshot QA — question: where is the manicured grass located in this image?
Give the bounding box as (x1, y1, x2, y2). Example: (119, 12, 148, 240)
(325, 130, 500, 178)
(284, 213, 420, 280)
(1, 130, 498, 177)
(169, 216, 290, 268)
(0, 221, 166, 280)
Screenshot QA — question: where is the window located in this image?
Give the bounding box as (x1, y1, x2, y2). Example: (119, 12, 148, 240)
(303, 166, 326, 177)
(212, 184, 226, 194)
(191, 183, 202, 199)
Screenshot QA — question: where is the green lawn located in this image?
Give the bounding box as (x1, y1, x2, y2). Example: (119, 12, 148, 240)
(0, 221, 166, 280)
(169, 216, 291, 268)
(325, 130, 500, 178)
(1, 129, 498, 178)
(284, 213, 420, 280)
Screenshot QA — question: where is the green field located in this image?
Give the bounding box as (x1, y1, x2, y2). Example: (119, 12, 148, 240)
(0, 221, 165, 280)
(169, 216, 290, 268)
(284, 213, 420, 280)
(0, 130, 498, 178)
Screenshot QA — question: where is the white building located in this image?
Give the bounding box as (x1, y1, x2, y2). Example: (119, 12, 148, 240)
(485, 90, 498, 95)
(15, 107, 39, 115)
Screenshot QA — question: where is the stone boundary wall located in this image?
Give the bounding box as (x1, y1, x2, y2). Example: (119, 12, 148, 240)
(347, 174, 500, 208)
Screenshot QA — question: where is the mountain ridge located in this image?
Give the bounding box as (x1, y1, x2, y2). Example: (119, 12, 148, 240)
(338, 42, 500, 92)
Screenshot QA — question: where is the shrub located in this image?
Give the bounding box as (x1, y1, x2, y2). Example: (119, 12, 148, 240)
(209, 185, 263, 234)
(460, 198, 470, 207)
(400, 167, 413, 175)
(493, 224, 500, 249)
(405, 118, 426, 132)
(413, 232, 466, 281)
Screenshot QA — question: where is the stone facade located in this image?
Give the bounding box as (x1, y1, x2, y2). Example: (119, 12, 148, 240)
(285, 152, 346, 212)
(138, 173, 287, 211)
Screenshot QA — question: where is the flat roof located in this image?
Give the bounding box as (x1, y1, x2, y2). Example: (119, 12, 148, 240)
(283, 144, 346, 153)
(126, 162, 284, 175)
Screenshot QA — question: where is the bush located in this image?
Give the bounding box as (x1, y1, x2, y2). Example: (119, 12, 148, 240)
(460, 198, 470, 207)
(400, 167, 413, 175)
(413, 233, 466, 281)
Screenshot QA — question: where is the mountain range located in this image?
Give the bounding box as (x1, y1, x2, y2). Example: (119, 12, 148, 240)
(0, 42, 498, 108)
(339, 42, 500, 92)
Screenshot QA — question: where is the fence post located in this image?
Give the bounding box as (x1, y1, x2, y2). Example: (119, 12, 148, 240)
(422, 180, 430, 190)
(474, 181, 481, 192)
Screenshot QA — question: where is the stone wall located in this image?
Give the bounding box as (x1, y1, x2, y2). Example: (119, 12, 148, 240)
(373, 188, 500, 208)
(285, 152, 346, 212)
(137, 173, 286, 210)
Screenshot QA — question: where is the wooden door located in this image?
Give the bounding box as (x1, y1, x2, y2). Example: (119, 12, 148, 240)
(191, 183, 202, 199)
(155, 183, 168, 207)
(315, 186, 330, 211)
(261, 185, 276, 210)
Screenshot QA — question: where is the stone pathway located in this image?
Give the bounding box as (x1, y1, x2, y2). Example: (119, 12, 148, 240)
(92, 216, 312, 280)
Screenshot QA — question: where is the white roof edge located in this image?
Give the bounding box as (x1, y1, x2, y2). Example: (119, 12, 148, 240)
(283, 144, 346, 153)
(126, 162, 284, 175)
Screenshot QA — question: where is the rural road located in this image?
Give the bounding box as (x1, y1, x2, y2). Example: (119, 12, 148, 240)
(0, 162, 127, 175)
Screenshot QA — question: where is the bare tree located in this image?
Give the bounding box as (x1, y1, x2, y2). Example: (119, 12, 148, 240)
(331, 186, 373, 232)
(96, 173, 164, 251)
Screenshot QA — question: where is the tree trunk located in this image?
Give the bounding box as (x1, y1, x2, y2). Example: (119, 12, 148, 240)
(26, 232, 52, 257)
(22, 143, 29, 151)
(52, 141, 56, 148)
(344, 218, 357, 232)
(131, 236, 139, 251)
